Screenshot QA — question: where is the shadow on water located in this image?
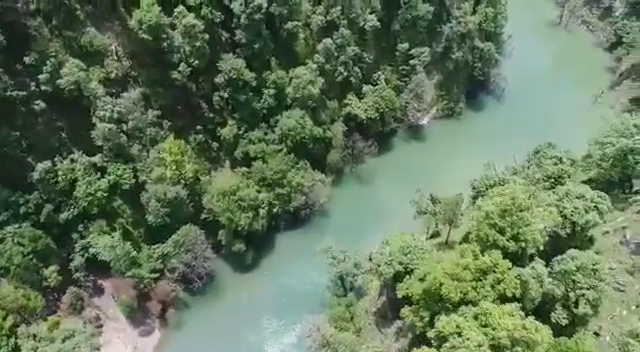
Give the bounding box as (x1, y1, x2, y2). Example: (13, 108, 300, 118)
(220, 209, 327, 274)
(377, 135, 396, 156)
(402, 126, 428, 142)
(544, 18, 573, 32)
(331, 165, 374, 187)
(221, 228, 278, 274)
(466, 95, 488, 113)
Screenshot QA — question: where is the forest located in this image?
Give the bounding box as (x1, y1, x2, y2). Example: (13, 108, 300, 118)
(310, 2, 640, 351)
(312, 112, 640, 352)
(0, 0, 509, 350)
(0, 0, 637, 350)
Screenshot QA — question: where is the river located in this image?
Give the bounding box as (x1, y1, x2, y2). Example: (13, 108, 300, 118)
(160, 0, 615, 351)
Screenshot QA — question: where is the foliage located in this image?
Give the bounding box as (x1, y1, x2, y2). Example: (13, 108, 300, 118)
(582, 113, 639, 194)
(542, 250, 607, 335)
(323, 246, 366, 298)
(0, 3, 508, 324)
(548, 333, 598, 352)
(0, 224, 59, 290)
(411, 191, 443, 237)
(398, 245, 521, 336)
(115, 295, 138, 319)
(17, 317, 99, 352)
(0, 310, 18, 352)
(59, 287, 85, 316)
(159, 224, 215, 291)
(428, 302, 553, 352)
(545, 183, 611, 258)
(0, 282, 44, 324)
(311, 114, 636, 352)
(439, 194, 464, 245)
(519, 143, 579, 190)
(370, 232, 432, 287)
(465, 180, 560, 266)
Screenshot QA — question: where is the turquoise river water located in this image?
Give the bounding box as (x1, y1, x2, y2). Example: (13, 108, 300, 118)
(161, 0, 616, 351)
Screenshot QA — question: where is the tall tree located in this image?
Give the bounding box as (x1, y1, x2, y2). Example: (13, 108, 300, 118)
(428, 302, 553, 352)
(466, 181, 560, 266)
(398, 245, 521, 336)
(440, 193, 464, 245)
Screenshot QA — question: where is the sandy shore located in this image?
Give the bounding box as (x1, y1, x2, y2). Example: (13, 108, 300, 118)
(92, 280, 162, 352)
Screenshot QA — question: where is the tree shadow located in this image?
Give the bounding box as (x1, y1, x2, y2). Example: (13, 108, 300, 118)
(466, 95, 487, 113)
(332, 164, 375, 187)
(350, 167, 375, 185)
(402, 126, 428, 142)
(376, 136, 396, 156)
(128, 303, 158, 337)
(433, 239, 460, 251)
(220, 210, 323, 274)
(609, 193, 633, 211)
(544, 18, 572, 32)
(221, 229, 278, 274)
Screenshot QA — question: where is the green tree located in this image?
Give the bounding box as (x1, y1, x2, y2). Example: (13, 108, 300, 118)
(202, 167, 269, 260)
(323, 246, 366, 298)
(428, 302, 553, 352)
(548, 333, 598, 352)
(542, 250, 607, 335)
(17, 317, 99, 352)
(582, 113, 639, 194)
(0, 310, 18, 352)
(466, 181, 560, 266)
(145, 135, 206, 188)
(159, 224, 215, 291)
(411, 191, 443, 237)
(91, 88, 167, 161)
(0, 282, 44, 324)
(141, 182, 192, 231)
(545, 183, 611, 258)
(515, 259, 550, 313)
(519, 143, 578, 190)
(440, 194, 464, 245)
(0, 224, 59, 289)
(398, 245, 521, 336)
(370, 233, 433, 320)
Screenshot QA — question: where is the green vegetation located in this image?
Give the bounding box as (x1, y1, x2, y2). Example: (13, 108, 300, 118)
(566, 0, 638, 111)
(0, 0, 635, 350)
(0, 0, 508, 350)
(310, 113, 640, 352)
(588, 197, 640, 352)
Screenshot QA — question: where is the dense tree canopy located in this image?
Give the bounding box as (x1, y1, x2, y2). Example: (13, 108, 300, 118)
(0, 0, 636, 351)
(312, 123, 635, 352)
(465, 180, 560, 266)
(427, 302, 554, 352)
(398, 245, 521, 337)
(0, 0, 510, 299)
(0, 1, 509, 349)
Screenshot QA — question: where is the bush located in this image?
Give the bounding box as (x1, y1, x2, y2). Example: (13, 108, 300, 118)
(115, 295, 138, 319)
(60, 286, 86, 316)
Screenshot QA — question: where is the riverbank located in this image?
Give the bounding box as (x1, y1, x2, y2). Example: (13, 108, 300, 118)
(571, 0, 638, 108)
(92, 279, 162, 352)
(157, 0, 617, 350)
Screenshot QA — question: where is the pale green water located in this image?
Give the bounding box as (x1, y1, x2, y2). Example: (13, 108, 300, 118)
(161, 1, 615, 351)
